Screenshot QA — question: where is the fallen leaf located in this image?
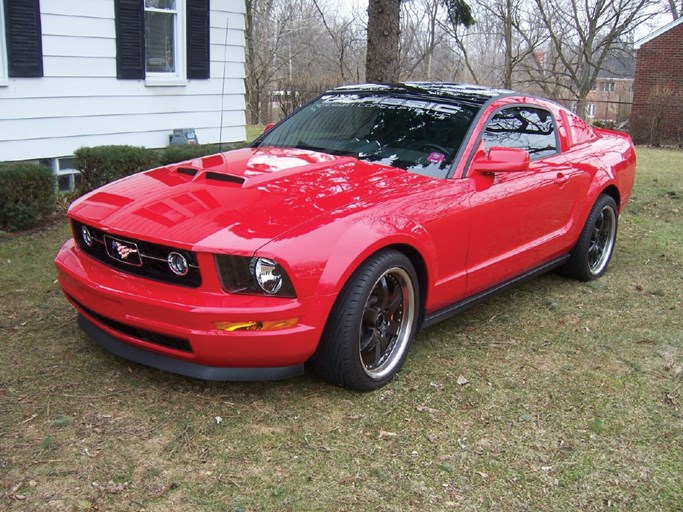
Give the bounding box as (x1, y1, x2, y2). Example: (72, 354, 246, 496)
(457, 375, 469, 385)
(379, 431, 397, 439)
(417, 405, 439, 414)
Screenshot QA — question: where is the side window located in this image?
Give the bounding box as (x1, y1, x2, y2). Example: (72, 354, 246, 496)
(482, 106, 558, 159)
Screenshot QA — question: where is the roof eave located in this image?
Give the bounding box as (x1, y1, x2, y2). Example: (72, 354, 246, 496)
(635, 17, 683, 49)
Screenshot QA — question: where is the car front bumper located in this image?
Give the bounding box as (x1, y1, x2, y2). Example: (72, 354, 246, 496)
(55, 239, 331, 380)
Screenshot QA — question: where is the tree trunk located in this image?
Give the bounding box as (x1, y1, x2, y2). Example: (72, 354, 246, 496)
(244, 0, 260, 124)
(366, 0, 401, 82)
(503, 0, 513, 88)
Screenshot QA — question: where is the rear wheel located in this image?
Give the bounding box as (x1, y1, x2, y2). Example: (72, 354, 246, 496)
(563, 194, 618, 281)
(309, 250, 420, 391)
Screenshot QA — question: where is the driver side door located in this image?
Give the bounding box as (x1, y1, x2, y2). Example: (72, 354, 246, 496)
(465, 105, 583, 295)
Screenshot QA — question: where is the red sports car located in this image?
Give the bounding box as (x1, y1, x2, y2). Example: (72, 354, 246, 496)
(55, 83, 636, 391)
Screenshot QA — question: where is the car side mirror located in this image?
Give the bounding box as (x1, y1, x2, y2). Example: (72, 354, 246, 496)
(473, 146, 530, 174)
(263, 122, 277, 133)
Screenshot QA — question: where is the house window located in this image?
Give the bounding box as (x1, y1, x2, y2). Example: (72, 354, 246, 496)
(587, 103, 595, 117)
(115, 0, 209, 82)
(600, 81, 615, 93)
(144, 0, 180, 75)
(52, 157, 80, 193)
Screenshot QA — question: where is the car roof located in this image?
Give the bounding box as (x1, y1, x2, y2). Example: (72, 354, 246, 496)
(332, 82, 516, 106)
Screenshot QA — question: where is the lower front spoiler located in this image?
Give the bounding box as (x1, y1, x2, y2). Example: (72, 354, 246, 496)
(78, 315, 305, 381)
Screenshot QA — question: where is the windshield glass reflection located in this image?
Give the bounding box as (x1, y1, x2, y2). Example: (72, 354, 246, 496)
(253, 93, 479, 178)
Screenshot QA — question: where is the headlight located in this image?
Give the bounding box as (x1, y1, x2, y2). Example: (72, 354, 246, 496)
(215, 255, 296, 298)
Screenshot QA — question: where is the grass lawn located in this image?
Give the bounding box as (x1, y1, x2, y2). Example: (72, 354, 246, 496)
(0, 147, 681, 511)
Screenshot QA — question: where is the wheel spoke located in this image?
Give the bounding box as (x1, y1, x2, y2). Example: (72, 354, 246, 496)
(385, 288, 402, 315)
(373, 335, 384, 367)
(387, 319, 401, 337)
(377, 276, 390, 309)
(360, 327, 375, 352)
(363, 304, 380, 326)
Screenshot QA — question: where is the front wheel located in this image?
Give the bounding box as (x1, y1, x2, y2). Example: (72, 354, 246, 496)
(309, 250, 420, 391)
(563, 194, 618, 281)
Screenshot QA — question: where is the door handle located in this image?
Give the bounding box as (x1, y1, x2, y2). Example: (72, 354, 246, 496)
(555, 172, 569, 186)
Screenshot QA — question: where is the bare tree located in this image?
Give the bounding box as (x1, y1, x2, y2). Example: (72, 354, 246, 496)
(442, 0, 546, 88)
(531, 0, 662, 118)
(245, 0, 296, 123)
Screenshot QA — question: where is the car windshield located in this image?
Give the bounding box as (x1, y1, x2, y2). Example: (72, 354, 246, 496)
(252, 93, 479, 178)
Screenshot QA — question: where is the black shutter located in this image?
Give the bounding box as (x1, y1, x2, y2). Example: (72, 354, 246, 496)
(115, 0, 145, 79)
(4, 0, 43, 78)
(186, 0, 210, 79)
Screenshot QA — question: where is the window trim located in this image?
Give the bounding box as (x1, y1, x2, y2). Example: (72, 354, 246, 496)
(144, 0, 187, 86)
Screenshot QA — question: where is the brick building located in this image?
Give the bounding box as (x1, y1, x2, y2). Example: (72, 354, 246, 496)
(630, 17, 683, 146)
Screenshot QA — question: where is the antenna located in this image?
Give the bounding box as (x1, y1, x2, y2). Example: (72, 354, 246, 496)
(218, 14, 230, 152)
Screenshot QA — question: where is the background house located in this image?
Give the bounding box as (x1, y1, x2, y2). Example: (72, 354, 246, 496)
(630, 17, 683, 146)
(585, 52, 635, 128)
(0, 0, 246, 191)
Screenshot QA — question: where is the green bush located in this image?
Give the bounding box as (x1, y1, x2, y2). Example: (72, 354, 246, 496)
(75, 145, 159, 196)
(75, 143, 248, 196)
(0, 163, 56, 232)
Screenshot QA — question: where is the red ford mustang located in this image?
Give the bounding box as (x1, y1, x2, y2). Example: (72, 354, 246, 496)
(55, 83, 636, 391)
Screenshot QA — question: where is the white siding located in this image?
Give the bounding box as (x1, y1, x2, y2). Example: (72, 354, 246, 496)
(0, 0, 246, 162)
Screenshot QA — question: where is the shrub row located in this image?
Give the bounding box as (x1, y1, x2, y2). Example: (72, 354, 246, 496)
(75, 142, 244, 196)
(0, 163, 56, 232)
(0, 142, 245, 232)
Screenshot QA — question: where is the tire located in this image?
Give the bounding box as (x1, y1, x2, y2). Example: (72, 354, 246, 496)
(309, 250, 420, 391)
(563, 194, 618, 281)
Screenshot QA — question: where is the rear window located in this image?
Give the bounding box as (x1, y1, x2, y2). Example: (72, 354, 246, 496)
(566, 113, 597, 146)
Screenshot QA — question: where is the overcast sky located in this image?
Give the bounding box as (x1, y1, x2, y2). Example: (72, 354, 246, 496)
(326, 0, 674, 41)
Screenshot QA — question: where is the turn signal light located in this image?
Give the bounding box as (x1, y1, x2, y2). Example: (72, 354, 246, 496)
(215, 318, 299, 332)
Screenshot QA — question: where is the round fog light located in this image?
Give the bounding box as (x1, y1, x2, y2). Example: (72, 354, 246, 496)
(167, 251, 189, 276)
(81, 226, 93, 247)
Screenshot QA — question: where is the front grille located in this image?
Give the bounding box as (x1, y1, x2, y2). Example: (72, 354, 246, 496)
(68, 294, 193, 353)
(72, 221, 202, 288)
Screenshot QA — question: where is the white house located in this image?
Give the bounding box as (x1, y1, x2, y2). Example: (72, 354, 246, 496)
(0, 0, 246, 191)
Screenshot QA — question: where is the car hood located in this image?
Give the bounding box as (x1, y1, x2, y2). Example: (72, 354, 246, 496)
(68, 147, 433, 254)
